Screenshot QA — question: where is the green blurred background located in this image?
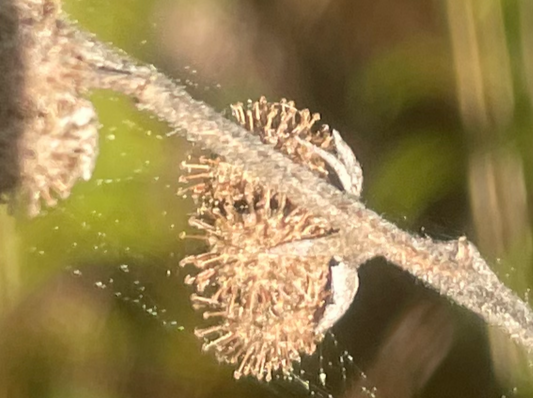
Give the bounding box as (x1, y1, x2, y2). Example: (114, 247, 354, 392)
(2, 0, 533, 397)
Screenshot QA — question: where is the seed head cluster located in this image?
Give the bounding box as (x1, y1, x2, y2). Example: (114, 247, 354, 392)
(179, 98, 339, 381)
(16, 0, 99, 216)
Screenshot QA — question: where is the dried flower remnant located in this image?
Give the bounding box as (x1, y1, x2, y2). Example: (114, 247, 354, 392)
(4, 2, 533, 377)
(179, 98, 342, 381)
(230, 96, 336, 179)
(15, 0, 99, 216)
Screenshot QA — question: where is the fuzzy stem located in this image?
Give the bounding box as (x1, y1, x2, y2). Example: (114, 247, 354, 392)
(4, 2, 533, 357)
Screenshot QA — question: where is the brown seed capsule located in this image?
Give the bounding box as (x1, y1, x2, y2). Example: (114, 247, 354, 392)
(12, 0, 99, 216)
(230, 96, 335, 179)
(180, 98, 339, 381)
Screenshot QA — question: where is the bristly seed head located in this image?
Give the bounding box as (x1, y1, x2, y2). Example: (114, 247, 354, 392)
(15, 0, 99, 216)
(230, 96, 335, 179)
(179, 97, 340, 381)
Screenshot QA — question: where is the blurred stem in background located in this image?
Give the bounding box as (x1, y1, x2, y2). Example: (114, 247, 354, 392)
(2, 0, 533, 396)
(447, 0, 533, 391)
(0, 206, 20, 314)
(519, 0, 533, 105)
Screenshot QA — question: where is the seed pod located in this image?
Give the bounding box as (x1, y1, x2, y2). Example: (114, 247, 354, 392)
(180, 98, 339, 381)
(10, 0, 99, 216)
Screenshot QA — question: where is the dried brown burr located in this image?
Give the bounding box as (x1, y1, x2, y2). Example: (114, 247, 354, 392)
(179, 97, 338, 381)
(14, 0, 99, 216)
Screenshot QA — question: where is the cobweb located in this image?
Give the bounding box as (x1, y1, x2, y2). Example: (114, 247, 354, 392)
(16, 84, 374, 398)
